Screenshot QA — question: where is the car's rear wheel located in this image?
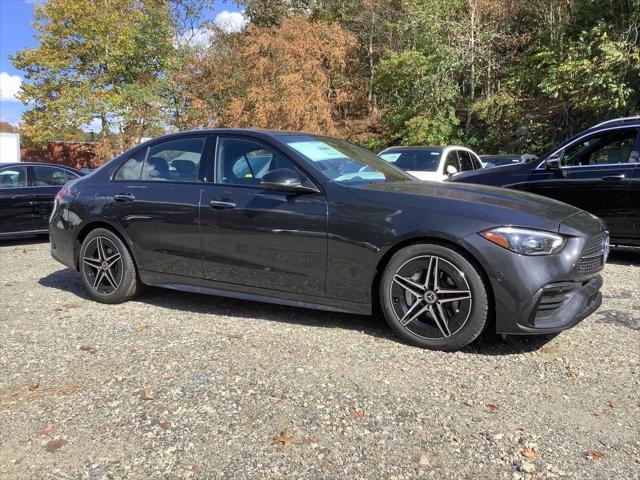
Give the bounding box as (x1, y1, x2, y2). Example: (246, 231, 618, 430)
(79, 228, 142, 304)
(379, 243, 488, 351)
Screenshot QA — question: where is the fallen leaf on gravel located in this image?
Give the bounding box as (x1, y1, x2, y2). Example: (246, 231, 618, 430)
(129, 347, 139, 353)
(273, 427, 293, 447)
(28, 378, 40, 391)
(486, 403, 500, 412)
(583, 450, 604, 460)
(159, 421, 171, 430)
(80, 345, 97, 354)
(38, 426, 57, 437)
(494, 364, 504, 370)
(352, 410, 365, 419)
(140, 388, 154, 400)
(134, 325, 148, 333)
(225, 333, 243, 340)
(566, 368, 578, 378)
(302, 438, 316, 446)
(606, 401, 618, 409)
(45, 439, 66, 453)
(593, 410, 605, 417)
(520, 448, 537, 459)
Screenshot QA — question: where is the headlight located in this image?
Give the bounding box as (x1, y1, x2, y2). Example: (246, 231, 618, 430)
(480, 227, 565, 255)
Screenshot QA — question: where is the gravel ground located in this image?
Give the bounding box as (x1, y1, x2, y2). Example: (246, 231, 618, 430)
(0, 239, 639, 480)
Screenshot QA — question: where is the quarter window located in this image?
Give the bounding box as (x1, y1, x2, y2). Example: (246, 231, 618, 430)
(561, 128, 638, 167)
(0, 166, 27, 188)
(115, 149, 147, 180)
(34, 166, 71, 186)
(216, 137, 312, 187)
(141, 137, 205, 182)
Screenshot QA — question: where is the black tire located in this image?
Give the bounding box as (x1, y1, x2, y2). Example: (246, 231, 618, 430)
(78, 228, 142, 304)
(379, 243, 488, 351)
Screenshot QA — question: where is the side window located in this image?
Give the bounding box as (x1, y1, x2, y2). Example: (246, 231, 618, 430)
(443, 151, 461, 173)
(141, 137, 205, 182)
(216, 137, 312, 187)
(458, 151, 475, 171)
(0, 166, 27, 188)
(115, 149, 147, 180)
(561, 128, 638, 167)
(34, 166, 69, 186)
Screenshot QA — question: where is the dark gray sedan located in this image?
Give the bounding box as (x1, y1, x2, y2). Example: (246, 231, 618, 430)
(49, 130, 606, 350)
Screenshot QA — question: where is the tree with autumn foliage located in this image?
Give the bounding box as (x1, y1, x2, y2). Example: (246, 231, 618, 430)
(178, 16, 356, 135)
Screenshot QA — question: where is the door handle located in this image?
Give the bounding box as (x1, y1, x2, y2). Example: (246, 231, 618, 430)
(601, 174, 625, 182)
(11, 194, 31, 199)
(114, 193, 136, 202)
(210, 200, 236, 210)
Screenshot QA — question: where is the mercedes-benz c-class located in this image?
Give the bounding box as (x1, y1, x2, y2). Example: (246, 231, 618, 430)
(49, 129, 607, 350)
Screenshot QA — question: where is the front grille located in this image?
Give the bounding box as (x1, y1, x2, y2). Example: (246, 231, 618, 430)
(576, 232, 607, 275)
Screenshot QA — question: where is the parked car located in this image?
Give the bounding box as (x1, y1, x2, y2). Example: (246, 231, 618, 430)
(378, 146, 482, 181)
(450, 117, 640, 246)
(0, 162, 83, 238)
(50, 130, 606, 351)
(480, 154, 538, 168)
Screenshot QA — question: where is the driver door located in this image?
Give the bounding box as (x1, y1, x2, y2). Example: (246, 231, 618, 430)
(200, 135, 328, 296)
(525, 127, 638, 237)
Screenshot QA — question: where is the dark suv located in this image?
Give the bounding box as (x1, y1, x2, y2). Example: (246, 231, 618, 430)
(450, 117, 640, 246)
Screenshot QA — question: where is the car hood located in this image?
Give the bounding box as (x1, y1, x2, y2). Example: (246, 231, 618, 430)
(348, 180, 582, 233)
(450, 161, 530, 182)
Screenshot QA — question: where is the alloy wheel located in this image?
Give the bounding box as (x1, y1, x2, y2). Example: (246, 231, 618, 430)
(388, 255, 473, 339)
(81, 236, 124, 295)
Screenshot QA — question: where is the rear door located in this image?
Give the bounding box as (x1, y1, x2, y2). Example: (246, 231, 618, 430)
(104, 135, 212, 278)
(31, 165, 80, 230)
(0, 165, 34, 235)
(200, 135, 328, 296)
(525, 127, 638, 239)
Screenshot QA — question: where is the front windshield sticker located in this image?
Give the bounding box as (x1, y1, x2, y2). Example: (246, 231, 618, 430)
(287, 141, 346, 161)
(380, 153, 401, 162)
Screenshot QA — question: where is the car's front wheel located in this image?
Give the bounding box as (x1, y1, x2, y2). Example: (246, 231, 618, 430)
(379, 243, 488, 351)
(79, 228, 142, 304)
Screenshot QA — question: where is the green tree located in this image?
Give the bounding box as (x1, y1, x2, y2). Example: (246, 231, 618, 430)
(12, 0, 175, 158)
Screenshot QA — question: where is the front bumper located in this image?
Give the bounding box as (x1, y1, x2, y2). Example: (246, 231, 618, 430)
(461, 224, 606, 336)
(507, 275, 602, 334)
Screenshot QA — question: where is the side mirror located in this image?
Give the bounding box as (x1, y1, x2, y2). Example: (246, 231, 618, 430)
(260, 168, 319, 194)
(446, 165, 458, 176)
(545, 154, 561, 170)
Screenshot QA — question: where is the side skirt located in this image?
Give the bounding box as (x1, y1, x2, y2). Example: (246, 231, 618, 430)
(139, 270, 372, 316)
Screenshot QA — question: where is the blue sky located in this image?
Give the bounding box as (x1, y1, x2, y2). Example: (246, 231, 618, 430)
(0, 0, 244, 127)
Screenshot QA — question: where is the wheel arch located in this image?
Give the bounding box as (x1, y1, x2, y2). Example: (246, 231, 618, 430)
(372, 235, 495, 330)
(73, 219, 138, 271)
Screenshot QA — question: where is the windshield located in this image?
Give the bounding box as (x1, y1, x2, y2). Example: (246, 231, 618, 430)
(278, 135, 412, 185)
(379, 148, 442, 172)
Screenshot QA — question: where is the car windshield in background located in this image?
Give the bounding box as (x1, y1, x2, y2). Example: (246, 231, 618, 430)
(278, 135, 411, 185)
(379, 148, 442, 172)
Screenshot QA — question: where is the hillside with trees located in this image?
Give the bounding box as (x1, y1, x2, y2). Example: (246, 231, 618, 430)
(11, 0, 640, 162)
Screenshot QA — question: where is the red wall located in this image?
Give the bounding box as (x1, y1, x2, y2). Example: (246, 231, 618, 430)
(21, 142, 98, 169)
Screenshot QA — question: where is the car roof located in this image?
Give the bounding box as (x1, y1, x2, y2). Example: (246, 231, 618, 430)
(0, 162, 83, 173)
(379, 146, 448, 153)
(591, 116, 640, 129)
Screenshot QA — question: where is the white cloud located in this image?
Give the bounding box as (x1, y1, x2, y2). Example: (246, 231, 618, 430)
(80, 118, 103, 133)
(214, 11, 248, 33)
(177, 27, 214, 48)
(0, 72, 23, 102)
